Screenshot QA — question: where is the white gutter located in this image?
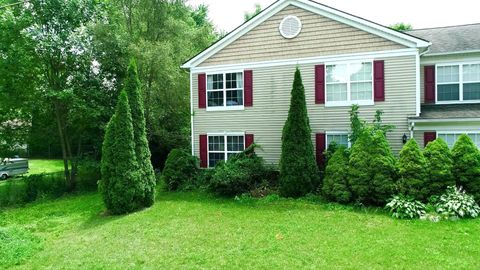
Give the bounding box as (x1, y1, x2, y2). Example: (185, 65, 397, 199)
(409, 118, 480, 123)
(190, 72, 195, 156)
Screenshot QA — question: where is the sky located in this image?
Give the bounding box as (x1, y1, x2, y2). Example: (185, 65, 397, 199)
(187, 0, 480, 32)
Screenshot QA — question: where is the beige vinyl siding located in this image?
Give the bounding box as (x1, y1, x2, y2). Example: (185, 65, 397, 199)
(199, 5, 406, 67)
(193, 55, 417, 164)
(420, 52, 480, 104)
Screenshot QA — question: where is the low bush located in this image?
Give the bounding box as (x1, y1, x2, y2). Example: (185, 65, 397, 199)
(423, 138, 455, 198)
(385, 195, 426, 219)
(451, 134, 480, 201)
(210, 144, 277, 197)
(435, 186, 480, 219)
(0, 180, 27, 206)
(76, 159, 101, 192)
(397, 139, 428, 201)
(322, 146, 351, 203)
(24, 172, 66, 202)
(161, 149, 199, 191)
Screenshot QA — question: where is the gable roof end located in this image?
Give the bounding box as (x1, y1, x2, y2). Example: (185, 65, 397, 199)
(182, 0, 431, 69)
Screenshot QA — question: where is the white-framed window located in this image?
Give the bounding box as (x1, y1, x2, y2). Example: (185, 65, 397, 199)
(325, 61, 374, 107)
(436, 63, 480, 103)
(206, 71, 244, 111)
(326, 132, 350, 148)
(437, 131, 480, 148)
(208, 133, 245, 168)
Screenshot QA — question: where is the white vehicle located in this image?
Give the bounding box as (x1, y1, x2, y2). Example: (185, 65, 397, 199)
(0, 158, 29, 180)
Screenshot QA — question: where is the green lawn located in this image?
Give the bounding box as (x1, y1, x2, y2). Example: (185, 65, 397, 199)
(27, 159, 64, 175)
(2, 191, 480, 269)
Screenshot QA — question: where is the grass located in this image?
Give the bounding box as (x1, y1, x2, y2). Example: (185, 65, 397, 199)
(27, 160, 64, 175)
(2, 191, 480, 269)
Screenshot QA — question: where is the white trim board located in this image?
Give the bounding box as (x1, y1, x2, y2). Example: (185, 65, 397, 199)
(191, 48, 418, 74)
(181, 0, 430, 69)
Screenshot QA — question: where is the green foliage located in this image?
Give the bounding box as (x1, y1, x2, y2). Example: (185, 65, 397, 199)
(386, 195, 426, 219)
(162, 149, 198, 191)
(451, 134, 480, 201)
(322, 147, 351, 203)
(24, 173, 66, 202)
(435, 186, 480, 219)
(389, 22, 413, 32)
(279, 68, 320, 198)
(244, 4, 262, 21)
(423, 138, 455, 197)
(210, 144, 276, 197)
(349, 105, 393, 145)
(349, 129, 396, 205)
(76, 159, 101, 192)
(124, 59, 156, 206)
(99, 91, 143, 215)
(397, 139, 428, 200)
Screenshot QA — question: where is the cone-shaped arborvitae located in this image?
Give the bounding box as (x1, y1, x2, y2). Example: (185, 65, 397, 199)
(397, 139, 428, 201)
(322, 146, 351, 203)
(423, 138, 455, 197)
(452, 134, 480, 201)
(279, 67, 320, 198)
(100, 90, 143, 214)
(124, 59, 156, 207)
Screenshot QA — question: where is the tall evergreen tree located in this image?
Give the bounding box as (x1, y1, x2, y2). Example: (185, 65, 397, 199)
(279, 68, 320, 198)
(124, 59, 156, 207)
(397, 139, 428, 200)
(452, 134, 480, 201)
(423, 138, 455, 197)
(100, 91, 143, 214)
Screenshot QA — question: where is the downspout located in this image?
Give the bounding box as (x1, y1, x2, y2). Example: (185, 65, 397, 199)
(190, 71, 195, 156)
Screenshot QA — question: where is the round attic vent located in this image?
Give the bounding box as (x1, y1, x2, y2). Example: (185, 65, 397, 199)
(279, 15, 302, 39)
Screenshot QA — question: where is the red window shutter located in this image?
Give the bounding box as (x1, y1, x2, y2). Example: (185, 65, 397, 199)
(424, 132, 437, 147)
(315, 65, 325, 104)
(198, 74, 206, 109)
(199, 134, 208, 168)
(244, 70, 253, 107)
(374, 60, 385, 102)
(424, 66, 436, 103)
(316, 133, 326, 167)
(245, 134, 254, 148)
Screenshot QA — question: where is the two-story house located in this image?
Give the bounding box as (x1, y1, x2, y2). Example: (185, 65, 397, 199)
(182, 0, 480, 168)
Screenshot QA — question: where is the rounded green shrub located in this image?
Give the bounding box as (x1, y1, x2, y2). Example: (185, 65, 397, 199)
(423, 138, 454, 197)
(397, 139, 428, 201)
(322, 146, 351, 203)
(349, 129, 396, 205)
(162, 149, 198, 191)
(451, 134, 480, 201)
(279, 68, 320, 198)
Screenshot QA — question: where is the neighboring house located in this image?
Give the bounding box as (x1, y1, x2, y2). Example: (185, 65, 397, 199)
(182, 0, 480, 168)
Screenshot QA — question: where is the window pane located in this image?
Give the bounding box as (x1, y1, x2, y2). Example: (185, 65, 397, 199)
(326, 64, 347, 83)
(326, 83, 347, 101)
(208, 136, 224, 151)
(463, 64, 480, 82)
(327, 134, 349, 147)
(207, 74, 224, 90)
(226, 90, 243, 106)
(209, 153, 225, 167)
(227, 136, 244, 152)
(207, 91, 224, 107)
(226, 72, 243, 89)
(437, 66, 459, 83)
(464, 83, 480, 100)
(350, 62, 372, 82)
(351, 82, 372, 101)
(438, 134, 457, 148)
(437, 84, 460, 101)
(468, 133, 480, 148)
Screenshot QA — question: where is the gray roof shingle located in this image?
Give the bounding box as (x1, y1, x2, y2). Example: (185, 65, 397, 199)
(407, 23, 480, 54)
(411, 104, 480, 120)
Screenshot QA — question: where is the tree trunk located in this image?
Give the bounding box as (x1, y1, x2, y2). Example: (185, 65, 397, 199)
(54, 101, 71, 186)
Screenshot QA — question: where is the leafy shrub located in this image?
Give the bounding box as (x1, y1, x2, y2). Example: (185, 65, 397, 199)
(435, 186, 480, 219)
(423, 138, 455, 197)
(322, 146, 351, 203)
(0, 180, 27, 206)
(24, 172, 66, 202)
(397, 139, 428, 200)
(76, 159, 101, 192)
(349, 129, 396, 205)
(279, 68, 320, 198)
(385, 195, 426, 219)
(162, 149, 198, 191)
(451, 134, 480, 201)
(210, 145, 277, 197)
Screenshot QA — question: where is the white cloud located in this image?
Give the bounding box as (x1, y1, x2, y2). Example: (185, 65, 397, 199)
(187, 0, 480, 32)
